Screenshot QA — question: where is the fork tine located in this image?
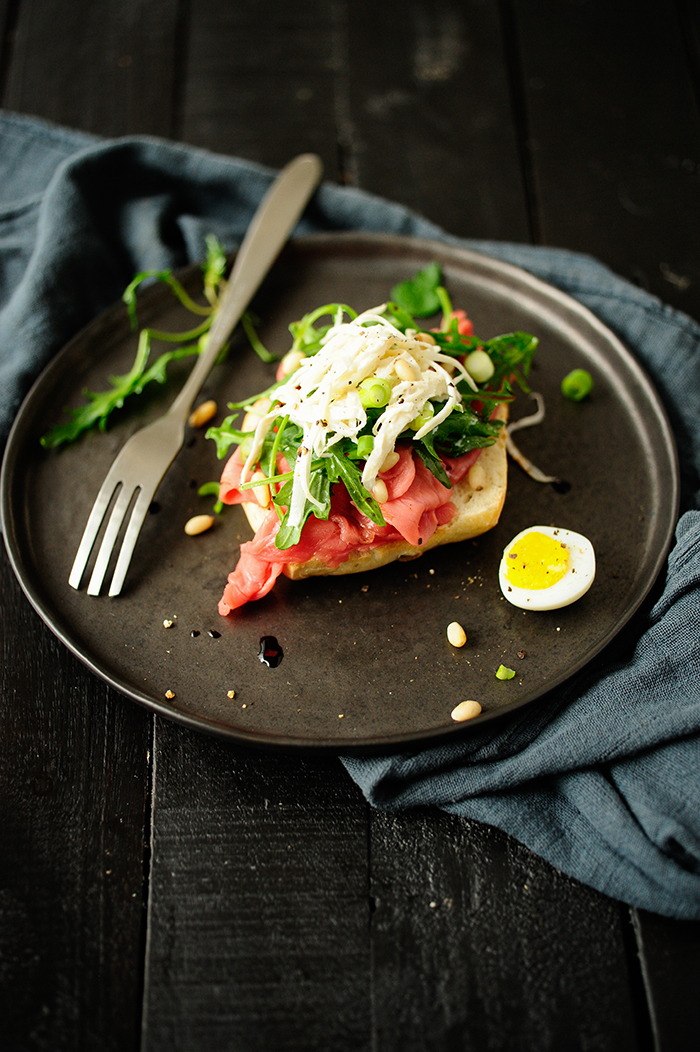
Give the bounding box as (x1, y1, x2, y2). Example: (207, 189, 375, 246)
(108, 487, 153, 597)
(86, 483, 135, 596)
(68, 475, 123, 590)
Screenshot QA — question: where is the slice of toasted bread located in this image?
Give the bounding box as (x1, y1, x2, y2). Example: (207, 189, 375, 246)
(242, 405, 507, 580)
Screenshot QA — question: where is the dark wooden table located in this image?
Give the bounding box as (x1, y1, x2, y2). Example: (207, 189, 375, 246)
(2, 2, 700, 1049)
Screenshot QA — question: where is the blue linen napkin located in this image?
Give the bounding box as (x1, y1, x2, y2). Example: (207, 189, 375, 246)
(1, 111, 698, 919)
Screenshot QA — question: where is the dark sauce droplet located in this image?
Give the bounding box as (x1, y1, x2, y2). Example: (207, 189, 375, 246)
(208, 630, 221, 639)
(258, 635, 283, 668)
(148, 501, 161, 514)
(190, 630, 200, 638)
(551, 479, 571, 494)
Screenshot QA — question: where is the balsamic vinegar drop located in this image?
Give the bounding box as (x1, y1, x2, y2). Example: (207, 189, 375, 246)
(258, 636, 283, 667)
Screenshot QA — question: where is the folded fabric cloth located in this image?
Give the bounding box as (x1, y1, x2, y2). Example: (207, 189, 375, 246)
(1, 111, 698, 919)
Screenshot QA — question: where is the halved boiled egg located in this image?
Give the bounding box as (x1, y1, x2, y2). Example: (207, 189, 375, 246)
(498, 526, 595, 611)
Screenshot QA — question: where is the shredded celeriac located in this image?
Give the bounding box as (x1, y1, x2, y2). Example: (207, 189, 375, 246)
(505, 392, 560, 483)
(241, 309, 477, 530)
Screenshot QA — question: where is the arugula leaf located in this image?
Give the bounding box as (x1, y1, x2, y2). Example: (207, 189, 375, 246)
(198, 481, 224, 515)
(41, 235, 281, 449)
(484, 331, 538, 391)
(288, 304, 357, 357)
(429, 405, 503, 459)
(391, 262, 443, 317)
(240, 311, 276, 363)
(272, 467, 332, 549)
(122, 271, 212, 331)
(40, 334, 200, 449)
(413, 443, 451, 488)
(202, 234, 227, 305)
(324, 447, 386, 527)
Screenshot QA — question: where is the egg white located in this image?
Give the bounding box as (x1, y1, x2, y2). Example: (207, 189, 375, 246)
(498, 525, 596, 611)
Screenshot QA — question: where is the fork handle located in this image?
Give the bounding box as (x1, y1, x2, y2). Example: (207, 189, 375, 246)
(167, 152, 323, 421)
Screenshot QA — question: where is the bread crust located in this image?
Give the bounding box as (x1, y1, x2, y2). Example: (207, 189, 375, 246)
(242, 405, 508, 580)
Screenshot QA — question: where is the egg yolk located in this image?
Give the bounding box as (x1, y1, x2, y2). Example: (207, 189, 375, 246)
(504, 531, 569, 590)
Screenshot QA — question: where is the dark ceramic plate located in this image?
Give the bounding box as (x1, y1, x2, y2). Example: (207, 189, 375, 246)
(1, 234, 679, 751)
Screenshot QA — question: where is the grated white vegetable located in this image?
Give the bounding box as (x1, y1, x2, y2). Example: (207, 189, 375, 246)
(505, 392, 560, 483)
(242, 311, 477, 531)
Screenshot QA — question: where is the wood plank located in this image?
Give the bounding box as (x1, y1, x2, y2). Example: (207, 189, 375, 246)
(141, 8, 369, 1050)
(0, 0, 16, 99)
(3, 0, 182, 137)
(0, 547, 152, 1052)
(179, 0, 341, 177)
(633, 911, 700, 1052)
(369, 809, 648, 1052)
(141, 722, 371, 1052)
(510, 0, 700, 322)
(343, 0, 531, 241)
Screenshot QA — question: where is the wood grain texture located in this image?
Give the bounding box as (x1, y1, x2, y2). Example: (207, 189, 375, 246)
(178, 0, 341, 177)
(0, 547, 152, 1052)
(3, 0, 182, 138)
(141, 723, 371, 1052)
(510, 0, 700, 322)
(633, 910, 700, 1052)
(342, 0, 531, 241)
(369, 809, 647, 1052)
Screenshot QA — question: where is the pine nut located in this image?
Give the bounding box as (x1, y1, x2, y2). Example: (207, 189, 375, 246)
(415, 331, 436, 345)
(379, 450, 400, 473)
(184, 514, 215, 536)
(251, 470, 271, 508)
(372, 479, 389, 503)
(447, 621, 467, 647)
(394, 358, 419, 381)
(451, 700, 482, 722)
(280, 349, 307, 376)
(188, 399, 217, 428)
(468, 462, 486, 491)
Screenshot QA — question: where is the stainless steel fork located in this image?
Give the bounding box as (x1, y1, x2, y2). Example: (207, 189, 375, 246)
(69, 152, 322, 596)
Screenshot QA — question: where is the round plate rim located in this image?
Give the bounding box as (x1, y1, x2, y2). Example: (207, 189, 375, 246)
(0, 232, 680, 752)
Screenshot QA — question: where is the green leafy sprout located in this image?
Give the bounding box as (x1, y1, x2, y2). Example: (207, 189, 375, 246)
(40, 236, 274, 449)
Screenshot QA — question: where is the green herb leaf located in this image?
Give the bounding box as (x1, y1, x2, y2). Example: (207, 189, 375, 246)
(40, 336, 199, 449)
(198, 481, 224, 515)
(202, 234, 227, 305)
(273, 468, 332, 549)
(391, 262, 443, 317)
(413, 442, 451, 488)
(241, 311, 276, 363)
(324, 448, 386, 527)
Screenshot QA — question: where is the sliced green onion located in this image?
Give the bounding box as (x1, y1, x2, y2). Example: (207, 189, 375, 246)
(358, 377, 392, 408)
(356, 435, 374, 459)
(496, 664, 516, 680)
(409, 401, 434, 431)
(561, 369, 593, 401)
